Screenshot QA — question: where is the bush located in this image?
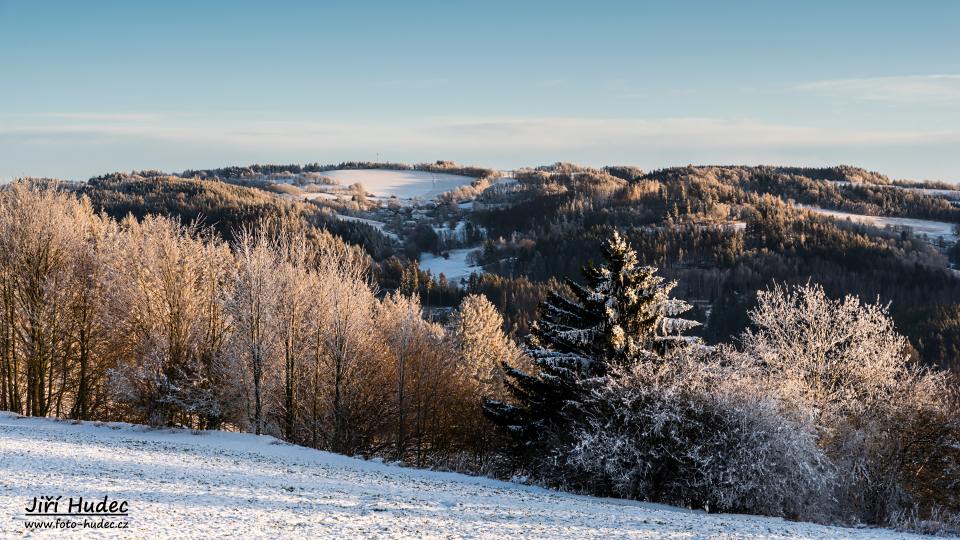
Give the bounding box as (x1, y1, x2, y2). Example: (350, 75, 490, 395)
(560, 349, 832, 518)
(742, 283, 960, 527)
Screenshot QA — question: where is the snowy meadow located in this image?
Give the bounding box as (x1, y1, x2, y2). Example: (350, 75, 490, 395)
(313, 169, 476, 201)
(0, 413, 933, 539)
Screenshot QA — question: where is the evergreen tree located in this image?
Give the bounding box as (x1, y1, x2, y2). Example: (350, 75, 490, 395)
(484, 231, 698, 460)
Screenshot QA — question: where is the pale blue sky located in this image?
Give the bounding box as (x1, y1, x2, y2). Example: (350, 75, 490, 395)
(1, 0, 958, 181)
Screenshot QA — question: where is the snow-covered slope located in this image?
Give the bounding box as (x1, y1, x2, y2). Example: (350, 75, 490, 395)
(419, 248, 480, 284)
(798, 204, 958, 242)
(0, 413, 925, 539)
(317, 169, 475, 200)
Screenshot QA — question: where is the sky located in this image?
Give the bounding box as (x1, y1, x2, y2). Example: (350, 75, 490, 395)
(1, 0, 958, 182)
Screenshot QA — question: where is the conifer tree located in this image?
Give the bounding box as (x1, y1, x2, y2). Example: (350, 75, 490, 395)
(484, 231, 698, 457)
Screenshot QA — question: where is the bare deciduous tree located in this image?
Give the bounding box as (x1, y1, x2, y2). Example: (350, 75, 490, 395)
(227, 226, 281, 435)
(111, 215, 230, 427)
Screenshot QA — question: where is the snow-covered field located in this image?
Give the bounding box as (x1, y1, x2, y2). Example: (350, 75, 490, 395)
(0, 413, 929, 539)
(832, 181, 960, 201)
(335, 213, 399, 240)
(315, 169, 475, 200)
(903, 186, 960, 201)
(419, 248, 480, 284)
(799, 205, 958, 242)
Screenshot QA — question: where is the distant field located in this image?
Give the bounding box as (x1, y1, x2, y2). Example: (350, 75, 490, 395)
(316, 169, 475, 200)
(335, 213, 399, 240)
(419, 248, 480, 284)
(800, 205, 958, 242)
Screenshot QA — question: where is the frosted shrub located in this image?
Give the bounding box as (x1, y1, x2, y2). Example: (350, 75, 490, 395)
(743, 283, 959, 526)
(563, 349, 832, 518)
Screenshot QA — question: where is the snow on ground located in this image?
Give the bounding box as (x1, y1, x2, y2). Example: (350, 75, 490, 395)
(314, 169, 475, 200)
(433, 220, 473, 244)
(301, 191, 340, 201)
(0, 414, 928, 539)
(419, 248, 480, 284)
(1, 414, 932, 540)
(799, 205, 958, 242)
(902, 186, 960, 201)
(832, 181, 960, 201)
(335, 214, 399, 241)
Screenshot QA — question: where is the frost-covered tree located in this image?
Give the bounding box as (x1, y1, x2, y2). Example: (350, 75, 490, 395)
(68, 214, 123, 420)
(376, 292, 434, 461)
(448, 294, 519, 390)
(311, 254, 381, 454)
(376, 292, 458, 464)
(485, 231, 698, 461)
(742, 283, 919, 426)
(0, 183, 86, 417)
(272, 230, 315, 441)
(742, 283, 958, 526)
(565, 347, 832, 517)
(0, 182, 131, 420)
(226, 226, 281, 435)
(446, 294, 521, 463)
(111, 216, 231, 428)
(378, 292, 428, 460)
(529, 231, 697, 375)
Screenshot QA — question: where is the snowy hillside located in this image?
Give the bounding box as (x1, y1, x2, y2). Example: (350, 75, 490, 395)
(0, 413, 927, 539)
(419, 247, 480, 283)
(316, 169, 475, 200)
(798, 204, 958, 242)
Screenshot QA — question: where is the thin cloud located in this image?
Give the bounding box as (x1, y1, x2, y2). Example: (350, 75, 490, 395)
(433, 117, 956, 149)
(1, 112, 165, 122)
(796, 74, 960, 104)
(1, 115, 956, 154)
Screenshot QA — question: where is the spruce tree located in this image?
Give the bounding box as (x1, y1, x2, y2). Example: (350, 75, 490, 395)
(484, 231, 698, 459)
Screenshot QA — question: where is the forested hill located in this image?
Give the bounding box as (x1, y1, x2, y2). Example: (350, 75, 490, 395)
(79, 173, 395, 260)
(55, 163, 960, 372)
(469, 164, 960, 372)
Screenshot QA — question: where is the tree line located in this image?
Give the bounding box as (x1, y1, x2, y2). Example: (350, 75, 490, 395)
(179, 160, 497, 183)
(470, 165, 960, 372)
(0, 182, 518, 468)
